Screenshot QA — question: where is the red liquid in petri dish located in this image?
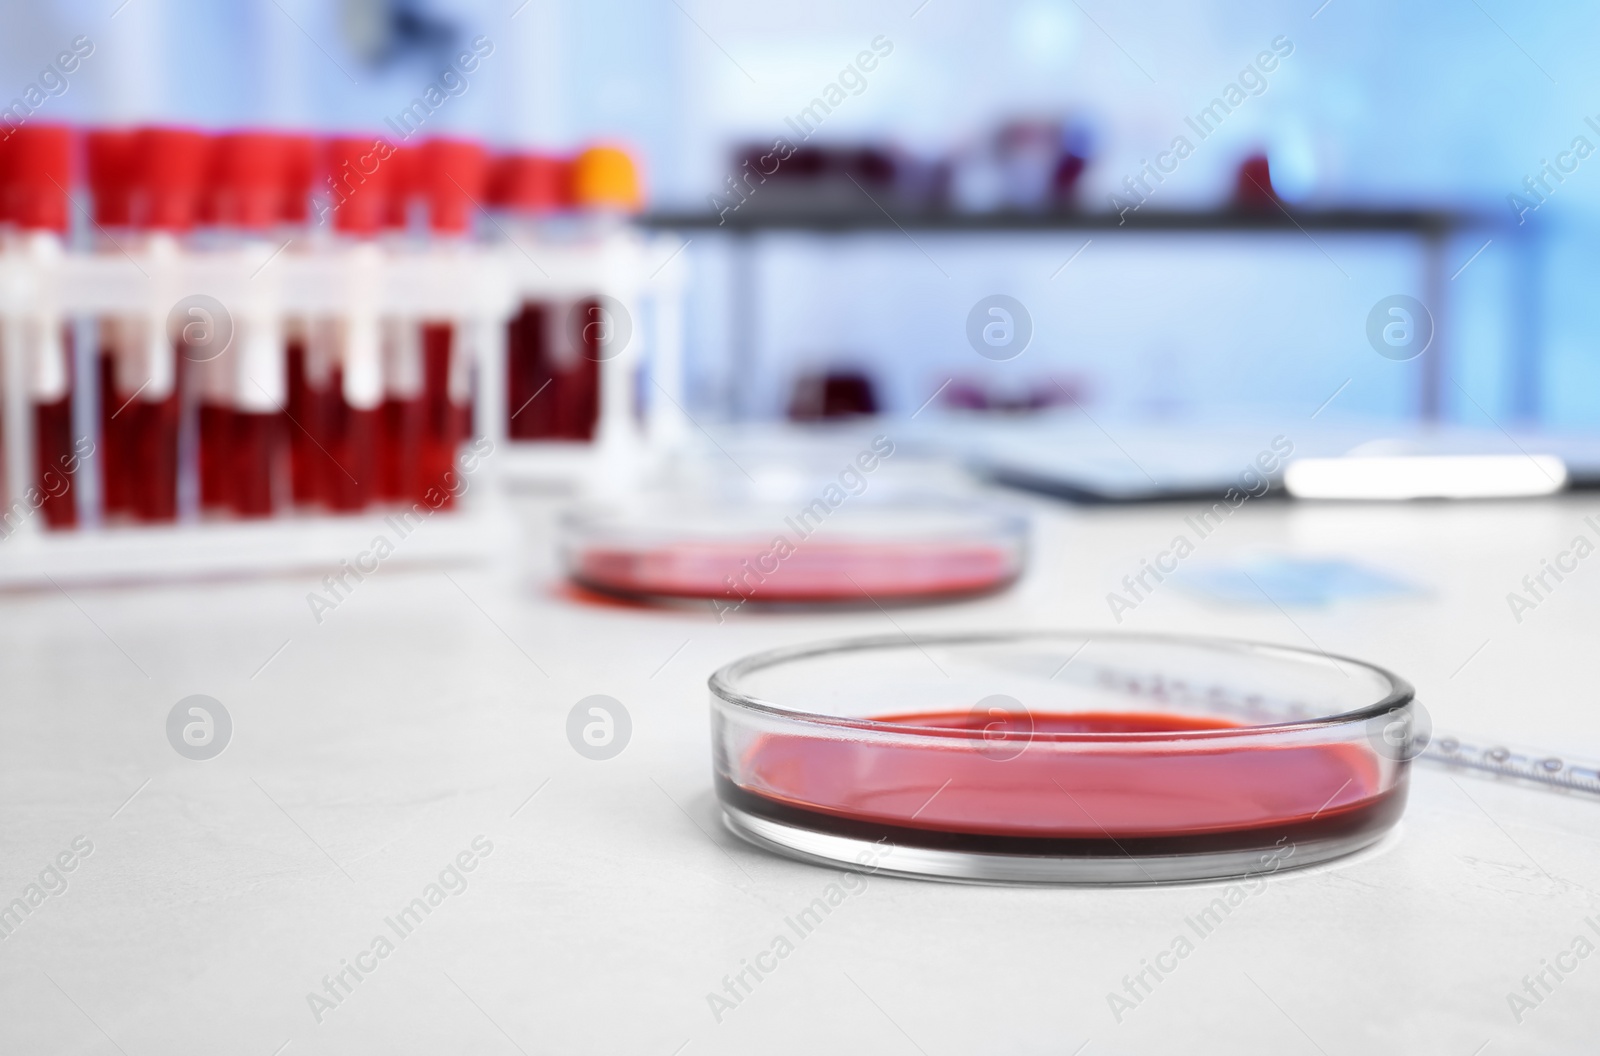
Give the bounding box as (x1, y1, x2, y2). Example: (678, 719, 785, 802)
(574, 539, 1019, 603)
(718, 710, 1405, 857)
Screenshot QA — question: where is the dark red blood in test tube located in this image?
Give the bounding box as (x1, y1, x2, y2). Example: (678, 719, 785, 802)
(558, 299, 601, 441)
(130, 127, 209, 522)
(198, 404, 232, 511)
(324, 366, 377, 512)
(413, 139, 490, 506)
(229, 412, 282, 517)
(213, 132, 292, 518)
(419, 323, 461, 507)
(132, 387, 181, 522)
(377, 143, 421, 502)
(8, 127, 78, 527)
(492, 153, 570, 443)
(86, 130, 139, 517)
(379, 387, 424, 501)
(285, 336, 329, 507)
(98, 349, 132, 515)
(505, 301, 554, 440)
(320, 137, 392, 512)
(35, 386, 77, 530)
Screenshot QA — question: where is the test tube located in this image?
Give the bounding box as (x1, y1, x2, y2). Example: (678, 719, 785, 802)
(277, 134, 329, 509)
(491, 151, 568, 441)
(564, 145, 645, 444)
(417, 138, 488, 507)
(378, 144, 422, 502)
(6, 126, 77, 529)
(85, 128, 139, 521)
(128, 126, 209, 523)
(214, 131, 290, 518)
(321, 136, 391, 512)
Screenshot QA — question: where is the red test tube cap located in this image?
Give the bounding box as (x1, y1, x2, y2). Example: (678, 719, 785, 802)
(420, 138, 489, 234)
(86, 128, 138, 228)
(280, 134, 315, 225)
(136, 126, 211, 232)
(214, 131, 287, 231)
(7, 125, 74, 232)
(382, 143, 416, 230)
(324, 136, 394, 237)
(490, 152, 571, 214)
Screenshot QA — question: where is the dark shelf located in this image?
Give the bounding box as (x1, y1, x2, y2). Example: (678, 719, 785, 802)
(638, 206, 1481, 235)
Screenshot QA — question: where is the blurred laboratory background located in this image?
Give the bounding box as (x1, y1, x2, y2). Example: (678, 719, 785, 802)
(2, 0, 1598, 593)
(4, 0, 1595, 429)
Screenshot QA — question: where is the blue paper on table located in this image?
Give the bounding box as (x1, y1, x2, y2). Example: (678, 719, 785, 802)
(1176, 557, 1422, 606)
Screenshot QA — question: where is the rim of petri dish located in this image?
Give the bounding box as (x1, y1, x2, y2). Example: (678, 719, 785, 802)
(709, 631, 1416, 885)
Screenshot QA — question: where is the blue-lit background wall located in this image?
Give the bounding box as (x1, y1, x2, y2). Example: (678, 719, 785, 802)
(4, 0, 1596, 427)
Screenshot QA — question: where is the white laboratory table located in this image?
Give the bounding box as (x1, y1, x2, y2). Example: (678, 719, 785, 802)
(2, 472, 1598, 1056)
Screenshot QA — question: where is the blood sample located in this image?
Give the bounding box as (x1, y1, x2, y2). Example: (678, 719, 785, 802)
(193, 132, 230, 513)
(7, 126, 78, 529)
(378, 144, 421, 502)
(322, 136, 391, 511)
(129, 126, 210, 523)
(278, 134, 328, 508)
(554, 299, 600, 442)
(564, 501, 1027, 606)
(720, 710, 1404, 858)
(86, 129, 139, 519)
(711, 632, 1417, 883)
(416, 138, 489, 506)
(562, 145, 644, 444)
(573, 538, 1020, 603)
(214, 131, 290, 518)
(491, 152, 570, 441)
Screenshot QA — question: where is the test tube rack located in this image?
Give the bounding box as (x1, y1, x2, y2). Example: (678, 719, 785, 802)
(0, 224, 687, 588)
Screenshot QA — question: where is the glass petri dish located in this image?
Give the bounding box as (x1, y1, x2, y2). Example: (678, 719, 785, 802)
(710, 632, 1418, 885)
(562, 500, 1026, 607)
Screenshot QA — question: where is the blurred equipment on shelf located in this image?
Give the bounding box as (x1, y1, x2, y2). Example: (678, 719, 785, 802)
(787, 369, 880, 421)
(1232, 151, 1279, 210)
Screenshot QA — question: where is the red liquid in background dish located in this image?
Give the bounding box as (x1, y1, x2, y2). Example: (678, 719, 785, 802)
(574, 540, 1018, 602)
(718, 710, 1405, 857)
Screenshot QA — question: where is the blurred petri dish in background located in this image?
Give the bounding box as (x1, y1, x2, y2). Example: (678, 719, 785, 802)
(561, 499, 1027, 607)
(710, 632, 1416, 884)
